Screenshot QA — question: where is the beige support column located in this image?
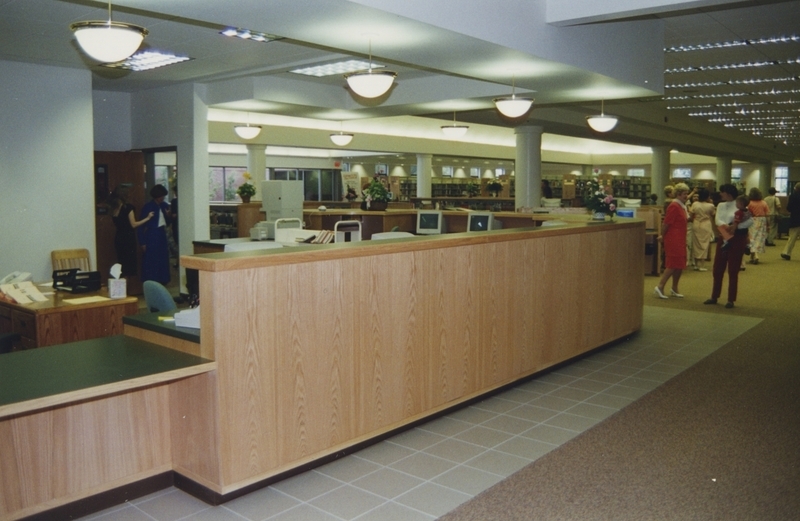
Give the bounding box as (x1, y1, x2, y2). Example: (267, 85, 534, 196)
(651, 146, 671, 205)
(515, 125, 543, 209)
(416, 153, 432, 198)
(716, 157, 732, 187)
(247, 144, 267, 200)
(760, 161, 772, 194)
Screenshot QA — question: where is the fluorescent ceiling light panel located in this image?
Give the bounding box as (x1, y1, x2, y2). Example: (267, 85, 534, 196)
(102, 51, 191, 71)
(220, 28, 280, 43)
(291, 60, 382, 77)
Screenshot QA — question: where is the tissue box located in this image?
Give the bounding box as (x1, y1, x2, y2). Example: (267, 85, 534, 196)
(108, 278, 127, 299)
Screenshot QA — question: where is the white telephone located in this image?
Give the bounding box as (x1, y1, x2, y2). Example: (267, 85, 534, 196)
(0, 271, 32, 285)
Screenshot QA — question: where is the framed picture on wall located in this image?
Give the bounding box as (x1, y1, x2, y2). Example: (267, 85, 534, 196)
(375, 163, 388, 175)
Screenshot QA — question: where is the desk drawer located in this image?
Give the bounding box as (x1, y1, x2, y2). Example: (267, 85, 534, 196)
(11, 310, 36, 346)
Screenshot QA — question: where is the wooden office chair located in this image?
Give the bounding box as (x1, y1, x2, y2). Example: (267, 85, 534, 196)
(51, 249, 91, 273)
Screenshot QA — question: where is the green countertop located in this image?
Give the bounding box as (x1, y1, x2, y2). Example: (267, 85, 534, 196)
(0, 335, 211, 409)
(123, 310, 201, 343)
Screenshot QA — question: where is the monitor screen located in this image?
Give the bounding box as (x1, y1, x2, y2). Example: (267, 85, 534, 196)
(468, 212, 491, 232)
(417, 211, 443, 235)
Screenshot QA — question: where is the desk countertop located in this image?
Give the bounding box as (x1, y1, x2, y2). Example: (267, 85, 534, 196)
(0, 335, 214, 418)
(123, 311, 201, 344)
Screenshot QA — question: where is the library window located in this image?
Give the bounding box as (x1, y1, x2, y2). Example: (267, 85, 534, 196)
(209, 166, 248, 202)
(775, 166, 789, 195)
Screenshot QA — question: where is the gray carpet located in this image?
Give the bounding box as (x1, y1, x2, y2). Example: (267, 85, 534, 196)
(440, 244, 800, 520)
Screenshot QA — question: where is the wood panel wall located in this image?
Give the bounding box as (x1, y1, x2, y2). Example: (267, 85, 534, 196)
(176, 222, 644, 492)
(0, 386, 172, 520)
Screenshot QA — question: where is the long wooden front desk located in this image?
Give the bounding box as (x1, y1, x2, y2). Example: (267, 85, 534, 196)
(1, 219, 644, 519)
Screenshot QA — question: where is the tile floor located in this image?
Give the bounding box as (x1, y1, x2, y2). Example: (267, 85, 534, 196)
(80, 306, 760, 521)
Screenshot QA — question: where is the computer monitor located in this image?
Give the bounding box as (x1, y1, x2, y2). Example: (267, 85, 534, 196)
(416, 210, 445, 235)
(467, 211, 502, 232)
(617, 198, 642, 208)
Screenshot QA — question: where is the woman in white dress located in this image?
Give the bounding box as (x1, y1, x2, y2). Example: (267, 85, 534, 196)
(690, 188, 715, 271)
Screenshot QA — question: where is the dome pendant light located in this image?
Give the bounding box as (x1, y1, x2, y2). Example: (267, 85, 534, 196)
(70, 1, 148, 63)
(493, 76, 534, 118)
(345, 40, 397, 98)
(234, 114, 262, 139)
(330, 131, 354, 146)
(586, 100, 619, 133)
(441, 112, 469, 137)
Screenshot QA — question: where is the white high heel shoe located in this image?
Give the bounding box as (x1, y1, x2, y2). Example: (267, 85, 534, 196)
(670, 289, 684, 298)
(654, 287, 668, 299)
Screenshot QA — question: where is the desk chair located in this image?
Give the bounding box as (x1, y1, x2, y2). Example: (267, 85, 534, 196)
(0, 333, 20, 354)
(143, 281, 177, 313)
(51, 248, 91, 273)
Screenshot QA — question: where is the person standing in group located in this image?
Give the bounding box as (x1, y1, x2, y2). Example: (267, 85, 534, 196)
(781, 182, 800, 260)
(746, 187, 769, 265)
(705, 184, 753, 309)
(655, 183, 690, 299)
(109, 186, 153, 277)
(764, 187, 781, 246)
(138, 184, 172, 285)
(663, 185, 675, 213)
(690, 188, 715, 271)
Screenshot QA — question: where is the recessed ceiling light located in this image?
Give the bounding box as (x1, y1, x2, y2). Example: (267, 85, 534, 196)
(102, 50, 191, 71)
(220, 28, 280, 43)
(291, 60, 383, 77)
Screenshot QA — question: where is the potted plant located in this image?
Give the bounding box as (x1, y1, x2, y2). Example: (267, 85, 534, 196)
(584, 179, 616, 220)
(236, 172, 256, 203)
(486, 179, 503, 197)
(465, 182, 481, 198)
(361, 177, 391, 210)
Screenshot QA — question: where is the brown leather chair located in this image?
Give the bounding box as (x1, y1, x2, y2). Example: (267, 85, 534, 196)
(51, 248, 91, 273)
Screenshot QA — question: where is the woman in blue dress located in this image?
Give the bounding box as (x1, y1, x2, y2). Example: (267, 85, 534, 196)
(138, 184, 171, 284)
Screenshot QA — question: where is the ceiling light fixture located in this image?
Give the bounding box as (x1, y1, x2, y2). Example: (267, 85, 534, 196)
(493, 76, 534, 118)
(234, 116, 262, 140)
(330, 131, 354, 146)
(441, 112, 469, 137)
(101, 51, 191, 71)
(344, 40, 396, 98)
(219, 28, 280, 43)
(586, 100, 619, 132)
(70, 1, 148, 63)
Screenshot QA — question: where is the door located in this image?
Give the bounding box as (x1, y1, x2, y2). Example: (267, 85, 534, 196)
(94, 151, 146, 295)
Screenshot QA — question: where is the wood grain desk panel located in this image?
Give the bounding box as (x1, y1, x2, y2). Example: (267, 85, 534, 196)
(177, 220, 644, 493)
(0, 287, 138, 349)
(0, 336, 215, 520)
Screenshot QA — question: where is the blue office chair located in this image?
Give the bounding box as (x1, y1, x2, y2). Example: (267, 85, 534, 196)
(143, 281, 177, 313)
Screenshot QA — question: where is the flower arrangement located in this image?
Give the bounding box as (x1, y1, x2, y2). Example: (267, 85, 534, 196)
(236, 172, 256, 199)
(362, 177, 391, 207)
(584, 179, 616, 217)
(486, 179, 503, 195)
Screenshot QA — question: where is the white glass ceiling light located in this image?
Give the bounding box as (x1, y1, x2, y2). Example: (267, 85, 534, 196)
(586, 100, 619, 133)
(330, 132, 354, 146)
(234, 118, 262, 140)
(70, 1, 148, 63)
(441, 112, 469, 137)
(493, 76, 534, 118)
(344, 40, 396, 98)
